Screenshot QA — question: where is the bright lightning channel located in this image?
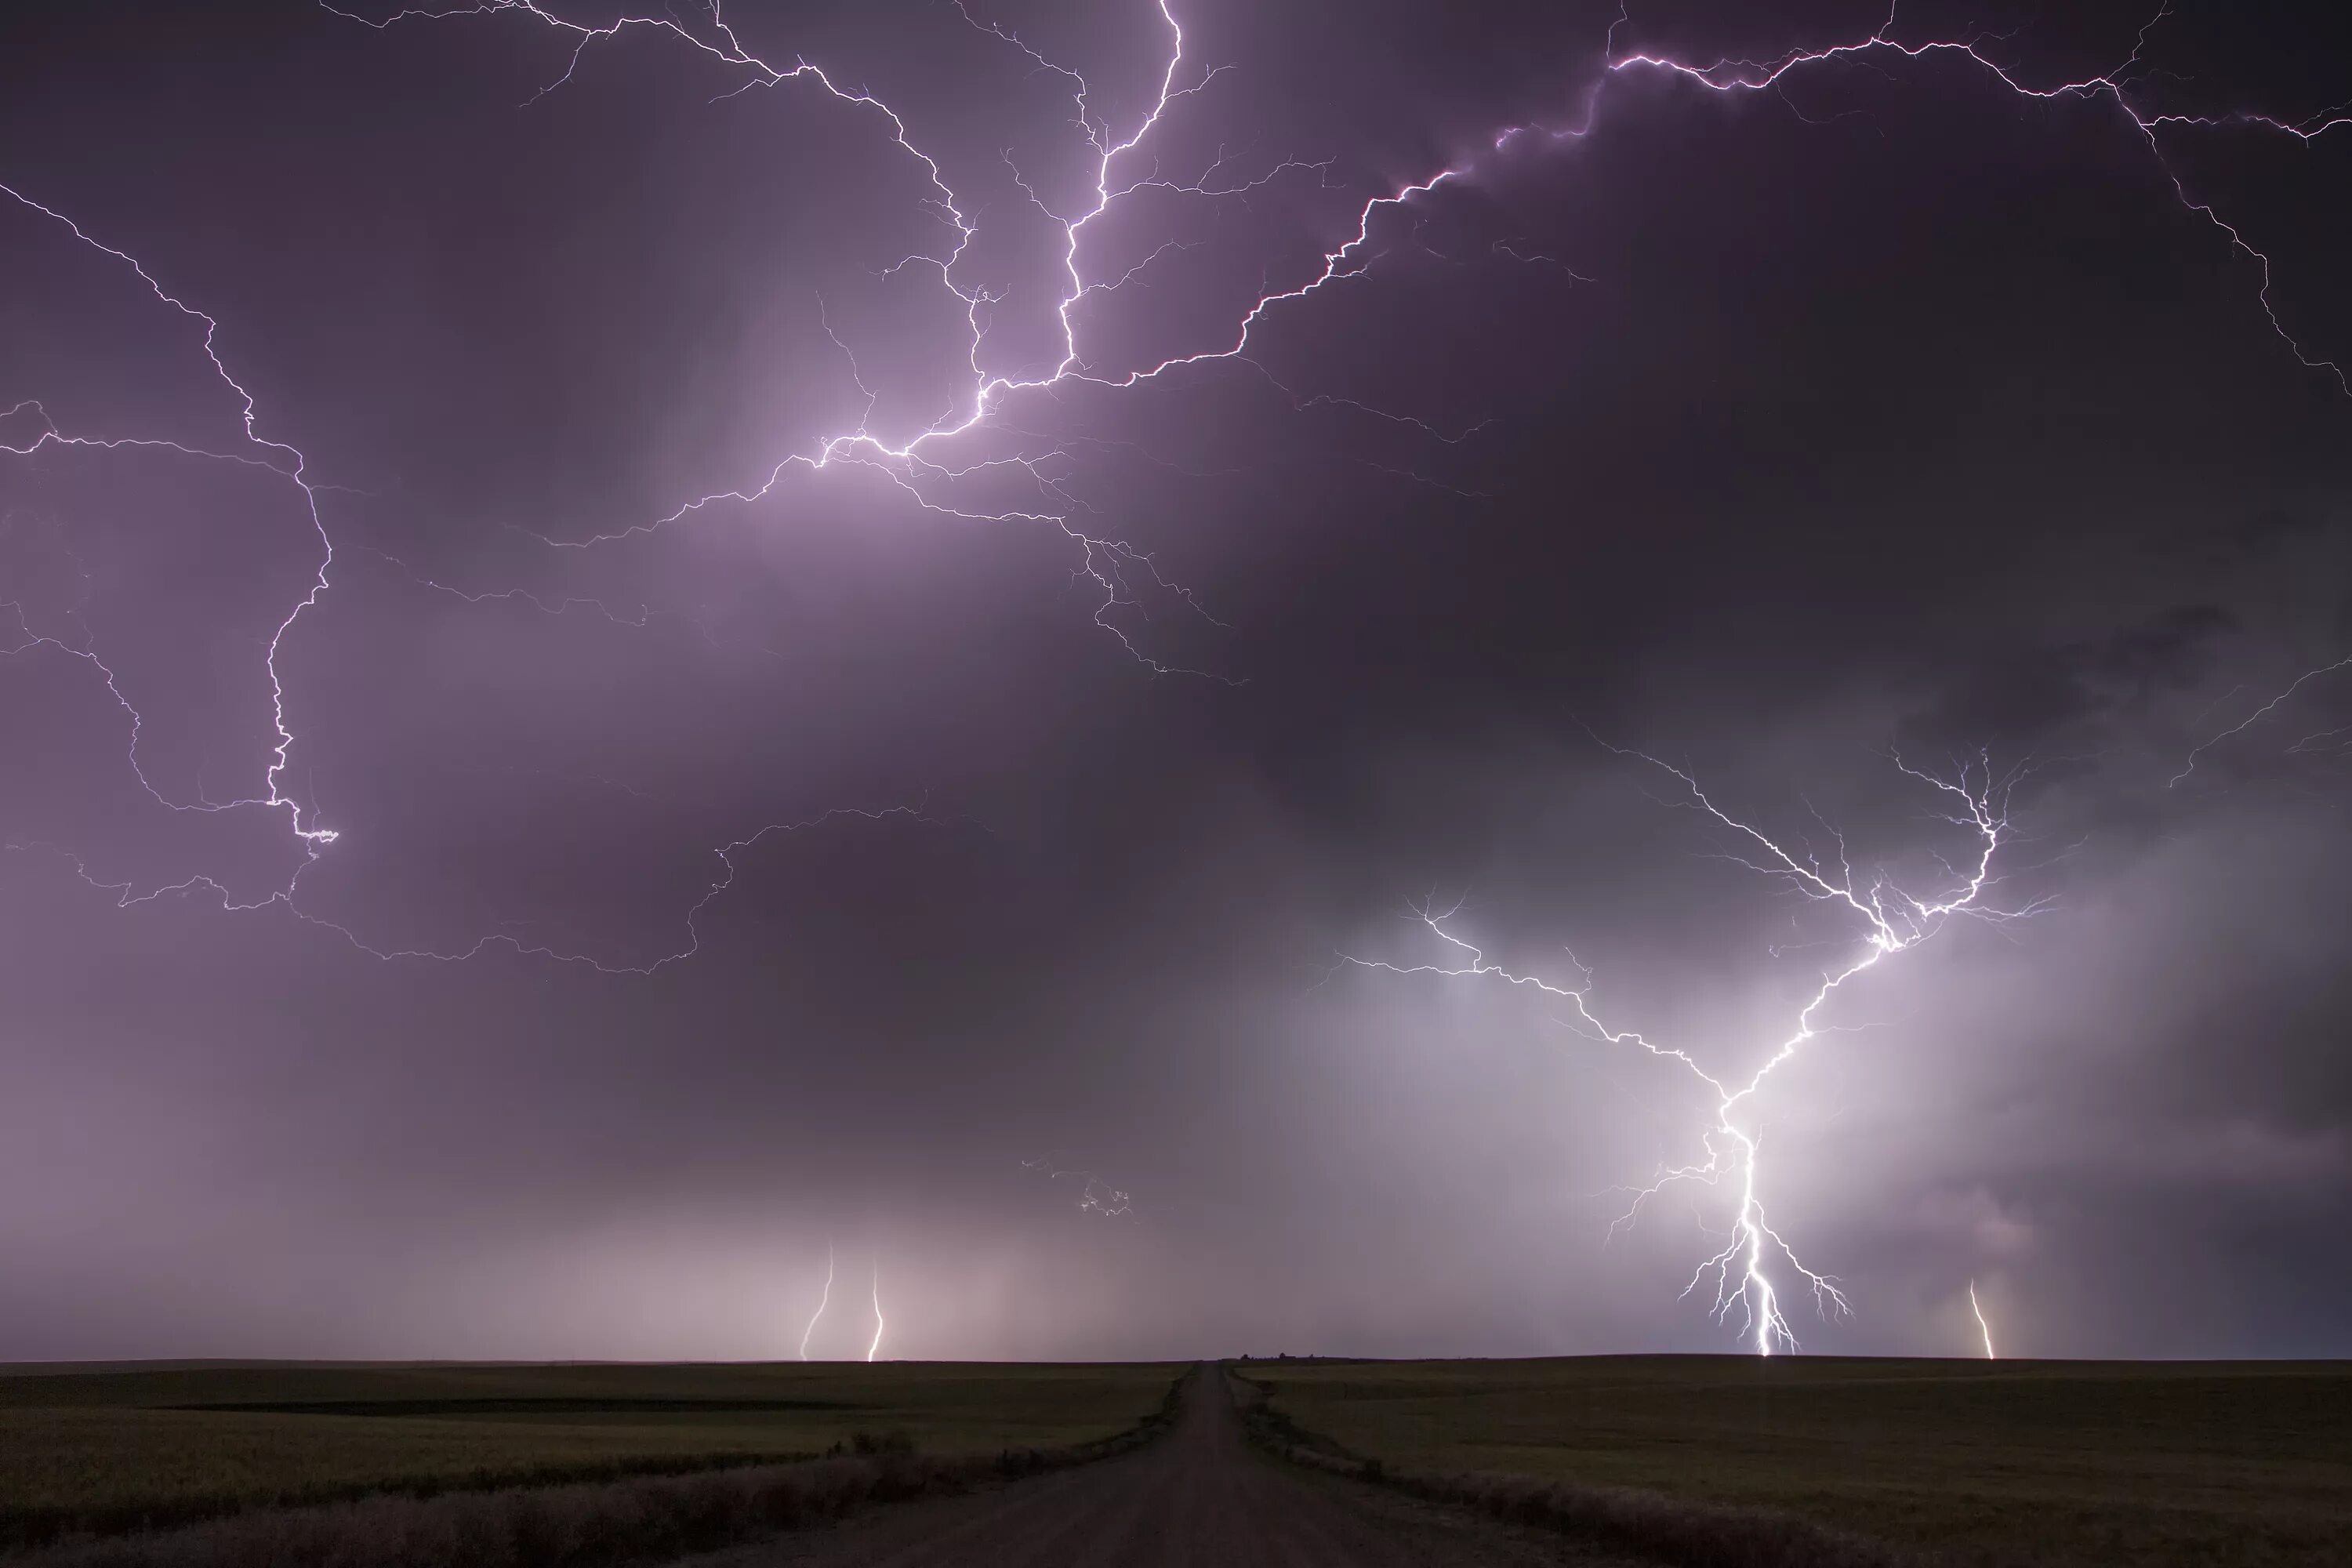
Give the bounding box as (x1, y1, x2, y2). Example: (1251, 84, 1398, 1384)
(799, 1240, 835, 1361)
(866, 1260, 886, 1363)
(7, 0, 2344, 967)
(1345, 744, 2053, 1355)
(1969, 1279, 1997, 1359)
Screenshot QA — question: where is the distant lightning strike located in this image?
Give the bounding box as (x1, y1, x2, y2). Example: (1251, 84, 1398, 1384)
(5, 1, 2344, 964)
(794, 1243, 885, 1360)
(1345, 746, 2051, 1354)
(1969, 1280, 1997, 1359)
(800, 1241, 835, 1361)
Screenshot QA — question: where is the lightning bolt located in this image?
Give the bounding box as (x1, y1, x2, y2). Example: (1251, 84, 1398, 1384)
(1969, 1279, 1997, 1359)
(866, 1258, 886, 1363)
(324, 0, 1258, 677)
(3, 181, 946, 968)
(1023, 1155, 1134, 1217)
(1612, 2, 2351, 396)
(2172, 655, 2352, 786)
(1345, 743, 2053, 1354)
(9, 0, 2344, 967)
(799, 1240, 835, 1361)
(0, 198, 339, 855)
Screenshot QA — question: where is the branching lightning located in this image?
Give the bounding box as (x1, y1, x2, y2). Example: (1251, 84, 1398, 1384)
(5, 0, 2343, 969)
(1023, 1155, 1134, 1218)
(866, 1260, 886, 1363)
(4, 184, 938, 971)
(0, 200, 339, 859)
(1610, 2, 2350, 395)
(1345, 744, 2053, 1353)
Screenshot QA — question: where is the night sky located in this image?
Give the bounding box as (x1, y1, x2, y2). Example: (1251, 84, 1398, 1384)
(4, 0, 2349, 1363)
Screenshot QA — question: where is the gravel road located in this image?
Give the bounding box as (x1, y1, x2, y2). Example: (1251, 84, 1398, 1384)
(683, 1365, 1633, 1567)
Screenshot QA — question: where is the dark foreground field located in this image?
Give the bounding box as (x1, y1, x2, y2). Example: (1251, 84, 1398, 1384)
(9, 1356, 2348, 1566)
(0, 1359, 1174, 1549)
(687, 1365, 1624, 1568)
(1237, 1356, 2352, 1566)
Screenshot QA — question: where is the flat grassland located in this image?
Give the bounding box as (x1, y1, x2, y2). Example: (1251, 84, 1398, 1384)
(1237, 1356, 2352, 1566)
(0, 1360, 1176, 1547)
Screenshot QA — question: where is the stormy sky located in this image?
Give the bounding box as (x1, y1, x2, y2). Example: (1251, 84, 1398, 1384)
(3, 0, 2348, 1363)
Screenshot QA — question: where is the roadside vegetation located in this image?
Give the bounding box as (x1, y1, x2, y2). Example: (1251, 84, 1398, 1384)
(0, 1360, 1180, 1555)
(1231, 1356, 2352, 1566)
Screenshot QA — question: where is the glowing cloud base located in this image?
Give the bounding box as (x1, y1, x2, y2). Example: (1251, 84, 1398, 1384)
(1347, 746, 2052, 1355)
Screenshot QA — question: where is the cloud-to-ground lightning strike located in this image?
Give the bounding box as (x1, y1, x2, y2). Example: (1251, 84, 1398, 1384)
(866, 1261, 886, 1363)
(1969, 1280, 1998, 1360)
(5, 0, 2344, 967)
(799, 1241, 835, 1361)
(1346, 746, 2052, 1354)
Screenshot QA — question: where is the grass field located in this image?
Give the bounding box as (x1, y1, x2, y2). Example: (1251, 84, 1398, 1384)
(1236, 1356, 2352, 1566)
(0, 1360, 1177, 1547)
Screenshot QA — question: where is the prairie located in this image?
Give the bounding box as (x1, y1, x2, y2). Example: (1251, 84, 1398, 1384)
(0, 1360, 1176, 1548)
(1235, 1355, 2352, 1565)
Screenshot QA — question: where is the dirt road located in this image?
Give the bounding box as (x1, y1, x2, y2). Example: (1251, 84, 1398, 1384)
(685, 1366, 1628, 1567)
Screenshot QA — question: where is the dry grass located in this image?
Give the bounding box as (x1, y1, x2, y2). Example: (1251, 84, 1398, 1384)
(1236, 1371, 1909, 1567)
(15, 1377, 1183, 1568)
(1232, 1356, 2352, 1566)
(0, 1361, 1178, 1552)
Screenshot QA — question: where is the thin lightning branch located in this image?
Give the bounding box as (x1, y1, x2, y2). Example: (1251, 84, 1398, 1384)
(5, 807, 938, 973)
(1023, 1155, 1134, 1217)
(1344, 745, 2051, 1354)
(347, 543, 656, 629)
(866, 1260, 885, 1363)
(278, 0, 2352, 582)
(800, 1240, 835, 1360)
(0, 201, 339, 853)
(10, 0, 2345, 966)
(1609, 2, 2351, 395)
(2171, 655, 2352, 786)
(1969, 1279, 1997, 1359)
(4, 188, 945, 968)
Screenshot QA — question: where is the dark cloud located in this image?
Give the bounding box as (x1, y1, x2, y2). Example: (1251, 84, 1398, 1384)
(2, 0, 2347, 1361)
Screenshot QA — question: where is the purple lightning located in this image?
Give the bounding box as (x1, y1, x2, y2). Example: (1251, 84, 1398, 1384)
(2172, 655, 2352, 786)
(0, 199, 339, 855)
(8, 0, 2346, 970)
(1969, 1279, 1998, 1359)
(799, 1241, 835, 1361)
(866, 1259, 887, 1363)
(1344, 746, 2052, 1353)
(325, 0, 1261, 676)
(1610, 2, 2350, 394)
